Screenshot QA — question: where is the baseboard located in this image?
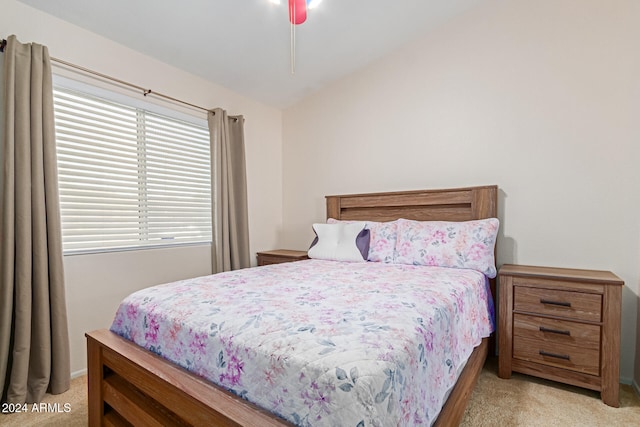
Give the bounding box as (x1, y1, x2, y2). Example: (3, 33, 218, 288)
(71, 368, 87, 379)
(633, 380, 640, 397)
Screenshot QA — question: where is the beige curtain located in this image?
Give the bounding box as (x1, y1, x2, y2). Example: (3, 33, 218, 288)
(0, 35, 70, 403)
(207, 108, 250, 272)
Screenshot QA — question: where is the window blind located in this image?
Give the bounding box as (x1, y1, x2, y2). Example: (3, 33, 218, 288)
(53, 87, 212, 254)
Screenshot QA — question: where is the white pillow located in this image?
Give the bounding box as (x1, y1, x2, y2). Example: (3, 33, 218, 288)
(327, 218, 398, 263)
(308, 222, 368, 263)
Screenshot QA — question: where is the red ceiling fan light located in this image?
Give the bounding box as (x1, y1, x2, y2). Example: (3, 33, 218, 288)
(288, 0, 307, 25)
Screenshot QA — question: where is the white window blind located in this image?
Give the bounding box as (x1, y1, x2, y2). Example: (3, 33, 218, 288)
(53, 87, 212, 254)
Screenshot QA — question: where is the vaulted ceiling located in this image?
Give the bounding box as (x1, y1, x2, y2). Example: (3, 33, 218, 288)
(19, 0, 483, 108)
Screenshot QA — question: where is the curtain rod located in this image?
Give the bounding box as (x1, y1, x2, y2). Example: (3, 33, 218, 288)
(0, 38, 210, 114)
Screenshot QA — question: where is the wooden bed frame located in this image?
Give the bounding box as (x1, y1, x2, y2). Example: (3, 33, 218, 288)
(86, 185, 498, 427)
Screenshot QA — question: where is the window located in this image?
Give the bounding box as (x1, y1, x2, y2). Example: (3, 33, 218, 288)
(53, 86, 211, 254)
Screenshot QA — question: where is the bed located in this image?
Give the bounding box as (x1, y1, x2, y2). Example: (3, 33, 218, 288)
(86, 185, 498, 426)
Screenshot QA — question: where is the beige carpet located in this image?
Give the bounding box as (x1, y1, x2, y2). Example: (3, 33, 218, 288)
(461, 358, 640, 426)
(0, 375, 87, 427)
(1, 358, 638, 426)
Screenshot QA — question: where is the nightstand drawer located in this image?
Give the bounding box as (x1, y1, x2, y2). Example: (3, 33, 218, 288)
(513, 286, 602, 322)
(258, 254, 296, 265)
(513, 314, 600, 350)
(513, 335, 600, 376)
(256, 250, 309, 266)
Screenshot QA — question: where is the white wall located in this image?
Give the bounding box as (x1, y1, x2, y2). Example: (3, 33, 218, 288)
(1, 0, 284, 376)
(282, 0, 640, 382)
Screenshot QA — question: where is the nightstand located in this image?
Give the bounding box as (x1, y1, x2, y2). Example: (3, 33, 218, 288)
(498, 264, 623, 407)
(256, 249, 309, 266)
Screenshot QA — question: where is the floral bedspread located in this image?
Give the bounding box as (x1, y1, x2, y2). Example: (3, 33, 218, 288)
(110, 259, 494, 426)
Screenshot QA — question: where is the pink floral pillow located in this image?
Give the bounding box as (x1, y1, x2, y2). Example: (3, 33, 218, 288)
(394, 218, 499, 278)
(327, 218, 398, 263)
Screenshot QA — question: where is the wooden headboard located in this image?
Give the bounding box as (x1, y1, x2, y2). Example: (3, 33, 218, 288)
(326, 185, 499, 351)
(326, 185, 497, 222)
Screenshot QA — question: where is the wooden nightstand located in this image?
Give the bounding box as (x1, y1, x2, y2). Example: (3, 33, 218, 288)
(498, 264, 623, 407)
(256, 249, 309, 266)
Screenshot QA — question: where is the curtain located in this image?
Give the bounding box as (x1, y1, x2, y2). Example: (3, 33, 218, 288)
(207, 108, 250, 273)
(0, 35, 70, 403)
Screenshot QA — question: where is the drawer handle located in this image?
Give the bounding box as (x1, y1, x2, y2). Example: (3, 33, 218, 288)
(539, 350, 570, 360)
(539, 326, 571, 336)
(540, 299, 571, 307)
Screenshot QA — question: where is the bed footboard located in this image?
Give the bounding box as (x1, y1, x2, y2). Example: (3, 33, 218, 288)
(87, 329, 487, 426)
(86, 329, 289, 426)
